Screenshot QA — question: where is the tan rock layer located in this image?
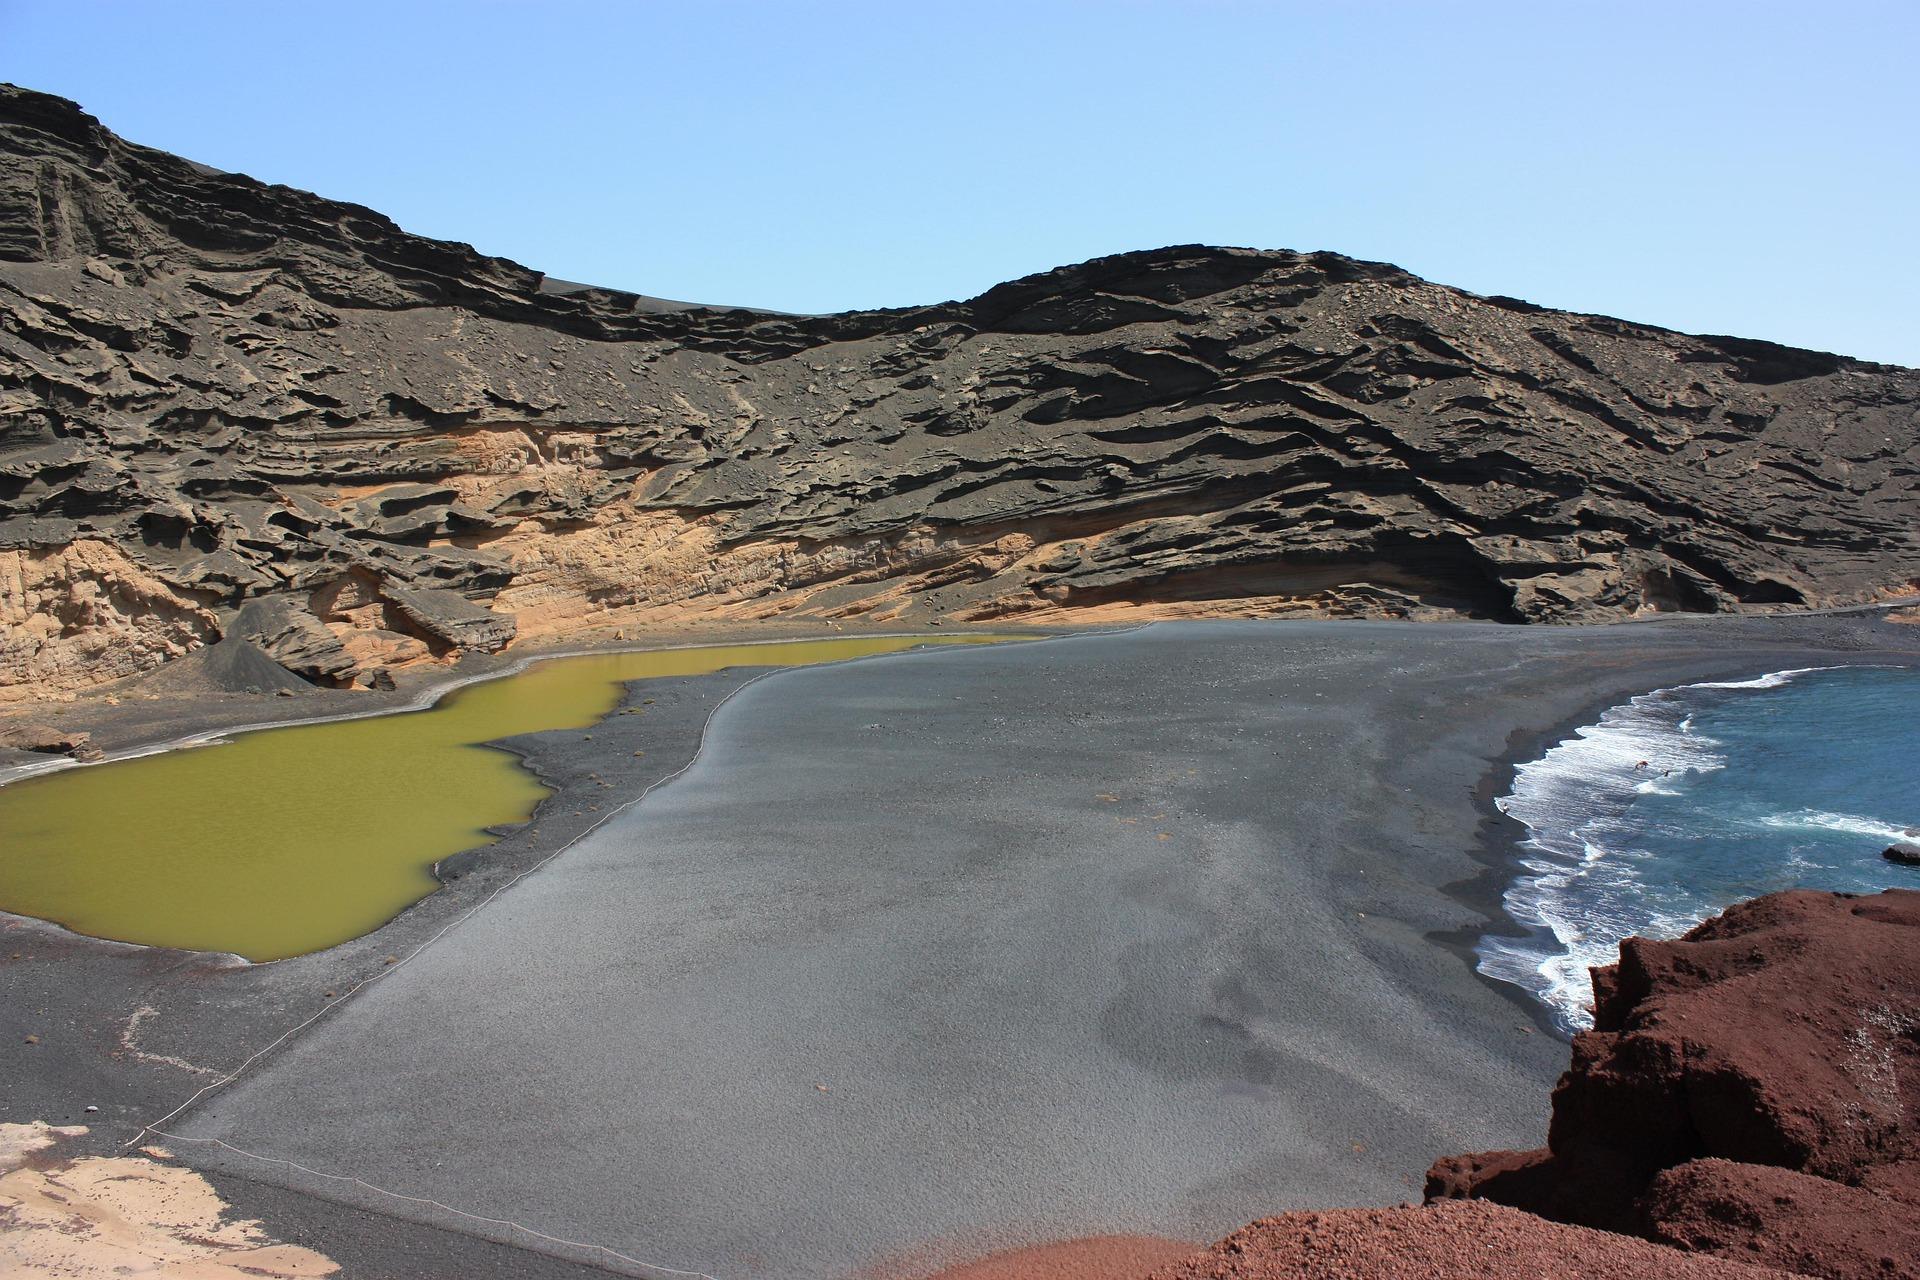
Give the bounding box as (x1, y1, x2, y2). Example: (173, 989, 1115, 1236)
(0, 540, 217, 703)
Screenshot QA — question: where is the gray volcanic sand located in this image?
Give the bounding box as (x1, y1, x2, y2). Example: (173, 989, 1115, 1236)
(168, 619, 1915, 1280)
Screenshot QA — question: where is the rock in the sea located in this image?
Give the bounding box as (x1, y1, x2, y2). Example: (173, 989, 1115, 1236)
(1885, 841, 1920, 866)
(4, 83, 1920, 701)
(1428, 888, 1920, 1280)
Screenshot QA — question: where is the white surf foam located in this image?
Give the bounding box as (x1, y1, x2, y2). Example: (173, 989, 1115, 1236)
(1480, 665, 1836, 1032)
(1761, 809, 1915, 843)
(1690, 665, 1836, 690)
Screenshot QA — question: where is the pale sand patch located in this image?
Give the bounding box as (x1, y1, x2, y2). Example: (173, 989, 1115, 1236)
(0, 1122, 337, 1278)
(0, 1121, 86, 1168)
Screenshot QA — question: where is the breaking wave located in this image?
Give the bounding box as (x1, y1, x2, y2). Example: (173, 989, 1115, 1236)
(1478, 665, 1918, 1034)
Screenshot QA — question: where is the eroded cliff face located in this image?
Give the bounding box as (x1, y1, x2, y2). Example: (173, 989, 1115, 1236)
(4, 84, 1917, 700)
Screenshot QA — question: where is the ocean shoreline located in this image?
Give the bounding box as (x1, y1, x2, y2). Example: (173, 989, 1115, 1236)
(1447, 632, 1920, 1037)
(1481, 661, 1920, 1030)
(0, 620, 1073, 788)
(159, 616, 1920, 1278)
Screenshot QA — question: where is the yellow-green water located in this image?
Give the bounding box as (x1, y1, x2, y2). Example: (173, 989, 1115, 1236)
(0, 636, 996, 961)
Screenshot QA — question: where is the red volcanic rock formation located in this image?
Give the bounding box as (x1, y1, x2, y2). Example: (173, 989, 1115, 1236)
(1428, 889, 1920, 1280)
(1645, 1159, 1920, 1280)
(1144, 1201, 1795, 1280)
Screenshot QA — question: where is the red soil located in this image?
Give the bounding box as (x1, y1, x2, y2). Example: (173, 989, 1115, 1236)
(904, 1235, 1200, 1280)
(1145, 1201, 1798, 1279)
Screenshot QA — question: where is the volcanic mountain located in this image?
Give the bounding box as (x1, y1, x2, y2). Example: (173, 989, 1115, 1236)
(3, 83, 1916, 700)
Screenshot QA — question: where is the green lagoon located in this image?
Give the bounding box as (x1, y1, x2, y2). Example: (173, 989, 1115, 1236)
(0, 636, 994, 961)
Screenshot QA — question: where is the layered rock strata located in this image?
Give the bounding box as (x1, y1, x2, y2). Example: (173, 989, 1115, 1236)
(5, 82, 1919, 700)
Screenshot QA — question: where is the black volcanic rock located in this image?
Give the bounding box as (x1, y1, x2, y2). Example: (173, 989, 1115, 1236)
(3, 83, 1918, 698)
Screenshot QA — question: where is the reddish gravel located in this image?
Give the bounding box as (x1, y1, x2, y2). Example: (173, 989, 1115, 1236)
(1143, 1201, 1800, 1280)
(903, 1235, 1200, 1280)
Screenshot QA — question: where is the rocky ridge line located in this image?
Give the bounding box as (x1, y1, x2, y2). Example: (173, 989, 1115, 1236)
(4, 83, 1918, 700)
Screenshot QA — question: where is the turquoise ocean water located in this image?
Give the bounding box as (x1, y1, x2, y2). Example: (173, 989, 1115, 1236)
(1478, 664, 1920, 1032)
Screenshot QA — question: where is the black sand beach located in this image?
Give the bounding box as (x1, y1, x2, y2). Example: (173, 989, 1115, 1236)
(6, 615, 1920, 1279)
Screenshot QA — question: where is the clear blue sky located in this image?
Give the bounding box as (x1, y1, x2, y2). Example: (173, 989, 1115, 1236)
(4, 1, 1915, 364)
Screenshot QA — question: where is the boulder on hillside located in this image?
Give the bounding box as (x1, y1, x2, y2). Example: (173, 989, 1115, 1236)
(378, 583, 516, 654)
(228, 594, 358, 686)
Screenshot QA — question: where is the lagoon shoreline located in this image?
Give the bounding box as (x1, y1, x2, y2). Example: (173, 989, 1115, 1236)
(0, 633, 1026, 960)
(0, 617, 1066, 786)
(5, 612, 1920, 1279)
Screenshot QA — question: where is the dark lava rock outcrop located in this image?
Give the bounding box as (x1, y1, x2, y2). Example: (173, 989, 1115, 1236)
(5, 82, 1919, 701)
(1428, 889, 1920, 1279)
